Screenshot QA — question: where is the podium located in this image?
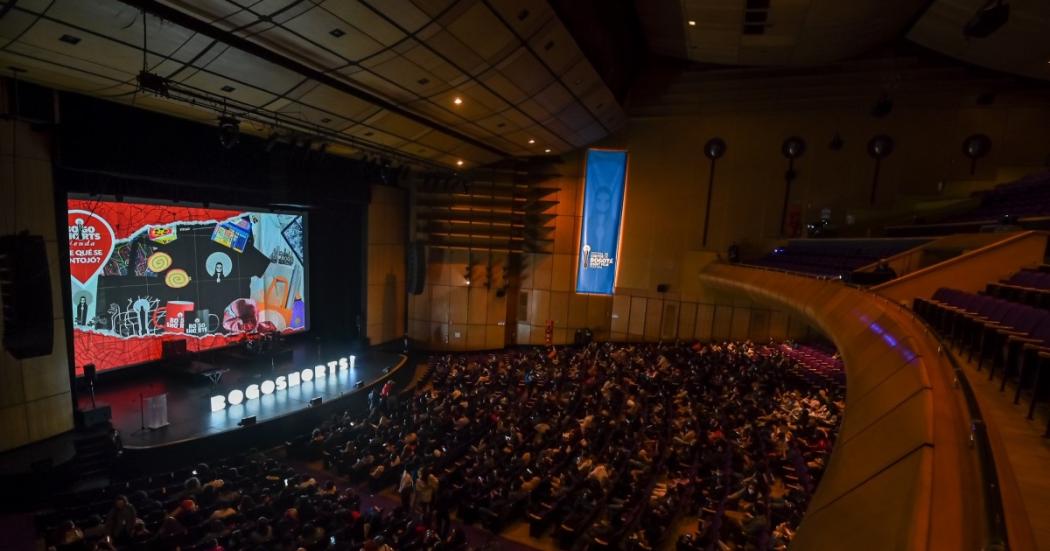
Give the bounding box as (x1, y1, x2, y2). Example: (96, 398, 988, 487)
(144, 393, 169, 430)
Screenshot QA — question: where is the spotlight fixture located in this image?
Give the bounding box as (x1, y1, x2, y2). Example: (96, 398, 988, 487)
(59, 34, 82, 45)
(963, 0, 1010, 39)
(453, 96, 463, 105)
(528, 138, 536, 144)
(544, 148, 551, 153)
(221, 84, 235, 93)
(329, 28, 345, 38)
(217, 116, 240, 149)
(688, 20, 696, 26)
(456, 160, 464, 166)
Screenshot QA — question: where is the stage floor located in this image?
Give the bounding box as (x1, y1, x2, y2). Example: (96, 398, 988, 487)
(81, 344, 403, 449)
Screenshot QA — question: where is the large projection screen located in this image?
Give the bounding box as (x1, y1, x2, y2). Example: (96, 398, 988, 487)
(67, 198, 309, 374)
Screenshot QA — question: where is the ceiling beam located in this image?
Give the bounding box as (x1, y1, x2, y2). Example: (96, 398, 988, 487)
(116, 0, 510, 159)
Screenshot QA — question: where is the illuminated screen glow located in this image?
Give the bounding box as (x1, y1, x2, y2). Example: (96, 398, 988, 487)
(67, 198, 308, 374)
(576, 149, 627, 295)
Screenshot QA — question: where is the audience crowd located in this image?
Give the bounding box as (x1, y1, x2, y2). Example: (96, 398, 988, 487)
(42, 341, 843, 551)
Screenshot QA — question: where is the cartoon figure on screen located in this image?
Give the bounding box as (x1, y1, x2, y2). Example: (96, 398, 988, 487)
(76, 295, 89, 326)
(205, 251, 233, 284)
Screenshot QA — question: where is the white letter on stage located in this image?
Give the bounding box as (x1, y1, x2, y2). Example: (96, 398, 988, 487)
(246, 384, 260, 400)
(261, 380, 275, 395)
(327, 360, 337, 373)
(289, 371, 301, 387)
(316, 365, 326, 379)
(228, 389, 244, 406)
(210, 395, 226, 411)
(276, 375, 288, 390)
(301, 368, 313, 382)
(350, 355, 356, 369)
(339, 357, 349, 370)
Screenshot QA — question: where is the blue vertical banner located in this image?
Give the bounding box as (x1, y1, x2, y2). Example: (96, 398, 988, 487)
(576, 149, 627, 295)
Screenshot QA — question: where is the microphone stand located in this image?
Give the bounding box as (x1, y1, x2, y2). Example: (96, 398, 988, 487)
(139, 393, 147, 432)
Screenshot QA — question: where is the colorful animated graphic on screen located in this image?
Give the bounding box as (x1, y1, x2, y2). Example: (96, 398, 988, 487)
(67, 199, 308, 374)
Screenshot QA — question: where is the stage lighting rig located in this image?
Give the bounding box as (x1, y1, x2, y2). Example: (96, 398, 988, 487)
(136, 70, 169, 96)
(217, 116, 240, 149)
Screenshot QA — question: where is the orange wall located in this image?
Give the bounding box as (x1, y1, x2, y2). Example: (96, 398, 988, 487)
(595, 99, 1050, 293)
(0, 93, 74, 452)
(406, 155, 816, 350)
(366, 185, 407, 345)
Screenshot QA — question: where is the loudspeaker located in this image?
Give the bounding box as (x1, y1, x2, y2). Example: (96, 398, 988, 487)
(407, 242, 426, 295)
(656, 283, 669, 293)
(76, 405, 112, 428)
(238, 416, 257, 426)
(0, 234, 54, 359)
(83, 363, 97, 384)
(309, 396, 323, 407)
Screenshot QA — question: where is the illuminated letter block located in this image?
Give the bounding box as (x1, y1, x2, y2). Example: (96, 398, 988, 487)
(228, 389, 244, 406)
(210, 395, 226, 411)
(261, 380, 275, 395)
(276, 376, 287, 390)
(289, 372, 301, 387)
(245, 384, 260, 400)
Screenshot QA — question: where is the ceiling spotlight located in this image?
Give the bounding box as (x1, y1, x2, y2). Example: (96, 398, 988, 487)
(456, 160, 464, 166)
(963, 0, 1009, 39)
(688, 20, 696, 26)
(217, 116, 240, 149)
(544, 148, 551, 153)
(453, 97, 463, 106)
(528, 138, 536, 144)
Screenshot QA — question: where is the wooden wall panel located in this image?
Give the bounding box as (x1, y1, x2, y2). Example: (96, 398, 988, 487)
(712, 304, 733, 340)
(628, 296, 647, 337)
(0, 114, 73, 452)
(644, 298, 664, 341)
(730, 307, 751, 340)
(678, 302, 697, 340)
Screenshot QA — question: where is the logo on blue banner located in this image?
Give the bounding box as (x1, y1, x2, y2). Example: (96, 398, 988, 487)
(576, 149, 627, 295)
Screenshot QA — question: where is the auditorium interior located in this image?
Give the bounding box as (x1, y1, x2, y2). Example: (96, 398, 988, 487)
(2, 0, 1050, 550)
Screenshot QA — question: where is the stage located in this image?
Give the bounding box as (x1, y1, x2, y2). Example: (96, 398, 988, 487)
(79, 340, 406, 451)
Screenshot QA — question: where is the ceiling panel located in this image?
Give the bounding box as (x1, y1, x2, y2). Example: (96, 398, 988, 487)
(320, 0, 406, 47)
(425, 30, 488, 76)
(0, 0, 625, 168)
(369, 0, 432, 33)
(497, 47, 554, 96)
(488, 0, 554, 39)
(445, 2, 517, 62)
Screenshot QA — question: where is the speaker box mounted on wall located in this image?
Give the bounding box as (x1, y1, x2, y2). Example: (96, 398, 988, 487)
(407, 242, 426, 295)
(0, 233, 54, 359)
